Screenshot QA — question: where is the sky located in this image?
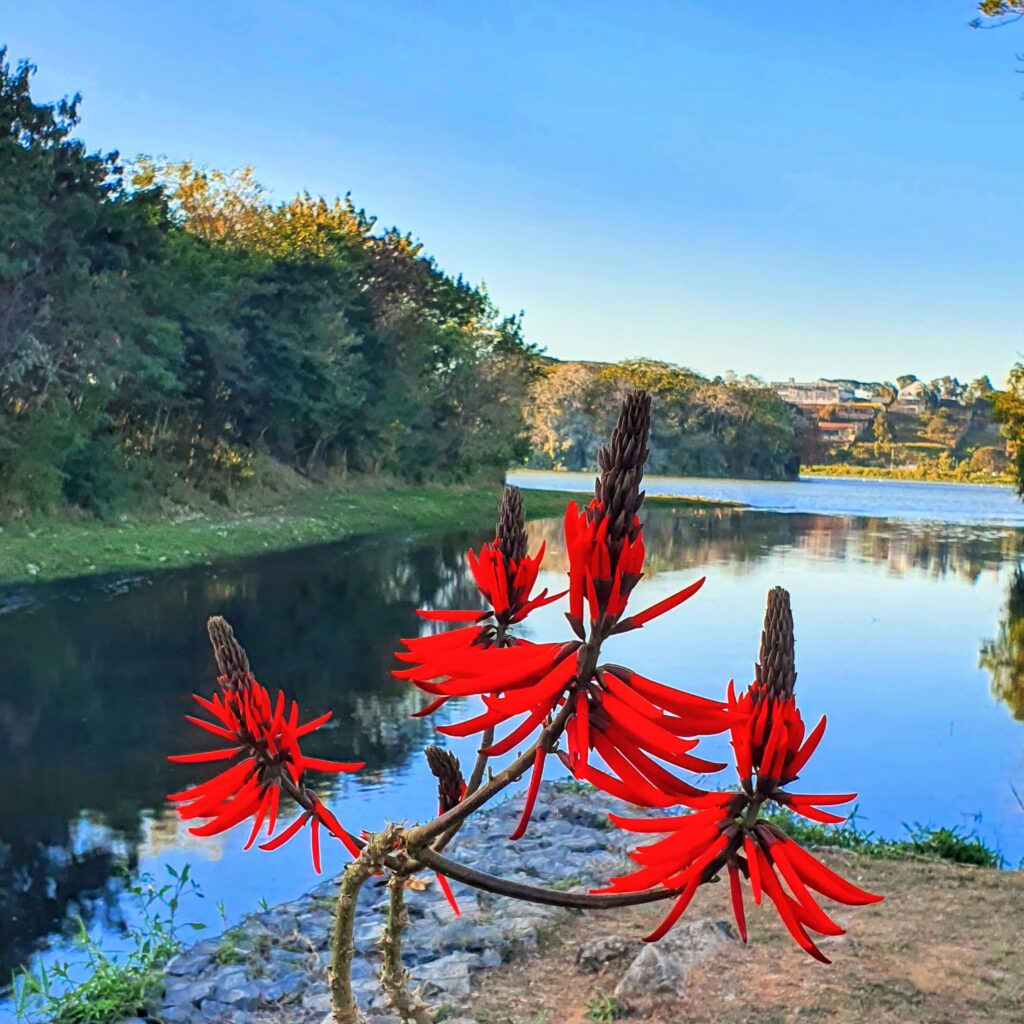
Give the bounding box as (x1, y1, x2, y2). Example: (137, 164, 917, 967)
(5, 1, 1024, 385)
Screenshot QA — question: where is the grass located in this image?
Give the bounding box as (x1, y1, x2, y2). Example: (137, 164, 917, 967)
(761, 807, 1005, 867)
(12, 865, 204, 1024)
(801, 464, 1013, 485)
(0, 481, 725, 586)
(585, 993, 625, 1022)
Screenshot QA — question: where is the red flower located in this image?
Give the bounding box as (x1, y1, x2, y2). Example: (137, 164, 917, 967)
(563, 497, 710, 639)
(598, 801, 882, 960)
(398, 394, 730, 839)
(168, 674, 363, 873)
(728, 680, 833, 816)
(598, 587, 883, 960)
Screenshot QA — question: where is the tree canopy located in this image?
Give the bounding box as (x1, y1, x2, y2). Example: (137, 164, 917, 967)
(0, 49, 537, 515)
(527, 359, 814, 480)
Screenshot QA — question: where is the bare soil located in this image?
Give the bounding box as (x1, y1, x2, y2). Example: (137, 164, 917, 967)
(463, 851, 1024, 1024)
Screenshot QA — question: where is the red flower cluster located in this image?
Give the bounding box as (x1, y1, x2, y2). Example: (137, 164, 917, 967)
(396, 395, 734, 840)
(599, 588, 882, 960)
(562, 499, 707, 638)
(168, 626, 363, 874)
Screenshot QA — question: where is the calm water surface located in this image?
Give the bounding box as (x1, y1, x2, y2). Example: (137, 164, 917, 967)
(509, 469, 1024, 526)
(2, 477, 1023, 1016)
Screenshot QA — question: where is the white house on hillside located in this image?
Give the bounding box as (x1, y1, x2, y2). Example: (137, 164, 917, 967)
(771, 379, 856, 405)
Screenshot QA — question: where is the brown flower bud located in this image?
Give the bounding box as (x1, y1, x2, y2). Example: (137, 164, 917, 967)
(424, 745, 466, 812)
(592, 389, 651, 558)
(207, 616, 251, 693)
(755, 587, 797, 700)
(496, 485, 527, 564)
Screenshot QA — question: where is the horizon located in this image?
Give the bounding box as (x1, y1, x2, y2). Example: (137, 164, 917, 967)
(5, 2, 1023, 386)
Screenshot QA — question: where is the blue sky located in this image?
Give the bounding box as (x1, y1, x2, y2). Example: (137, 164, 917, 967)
(6, 1, 1023, 384)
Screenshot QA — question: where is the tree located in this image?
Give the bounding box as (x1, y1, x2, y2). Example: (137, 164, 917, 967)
(993, 363, 1024, 496)
(873, 382, 897, 405)
(896, 374, 918, 390)
(972, 1, 1024, 27)
(966, 375, 994, 403)
(872, 412, 893, 458)
(923, 408, 958, 446)
(0, 50, 540, 514)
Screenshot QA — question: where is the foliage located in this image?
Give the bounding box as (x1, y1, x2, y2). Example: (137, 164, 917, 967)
(527, 358, 808, 480)
(12, 865, 204, 1023)
(973, 0, 1024, 24)
(980, 564, 1024, 721)
(992, 363, 1024, 496)
(0, 50, 536, 519)
(761, 808, 1003, 868)
(585, 993, 624, 1022)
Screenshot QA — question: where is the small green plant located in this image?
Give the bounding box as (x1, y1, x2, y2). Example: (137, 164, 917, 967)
(549, 875, 585, 891)
(213, 926, 248, 967)
(13, 864, 204, 1023)
(761, 807, 1003, 867)
(585, 992, 624, 1022)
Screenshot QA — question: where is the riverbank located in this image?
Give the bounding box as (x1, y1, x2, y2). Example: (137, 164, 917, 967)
(0, 483, 729, 586)
(137, 783, 1023, 1024)
(802, 464, 1014, 486)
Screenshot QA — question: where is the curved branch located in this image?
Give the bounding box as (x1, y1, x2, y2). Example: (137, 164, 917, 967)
(411, 844, 686, 910)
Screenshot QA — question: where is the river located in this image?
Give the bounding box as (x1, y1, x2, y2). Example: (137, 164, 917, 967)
(1, 474, 1022, 1017)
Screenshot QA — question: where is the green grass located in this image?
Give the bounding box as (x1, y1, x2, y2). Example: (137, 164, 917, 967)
(0, 481, 724, 586)
(12, 865, 205, 1024)
(762, 808, 1005, 867)
(801, 464, 1013, 485)
(585, 993, 624, 1022)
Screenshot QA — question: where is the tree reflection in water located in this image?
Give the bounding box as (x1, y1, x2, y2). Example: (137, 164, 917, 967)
(0, 530, 481, 983)
(981, 564, 1024, 723)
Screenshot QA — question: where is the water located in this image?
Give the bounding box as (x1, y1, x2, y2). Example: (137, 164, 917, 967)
(2, 479, 1023, 1018)
(509, 469, 1024, 526)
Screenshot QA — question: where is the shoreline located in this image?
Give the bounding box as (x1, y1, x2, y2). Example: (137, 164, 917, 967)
(12, 781, 1020, 1024)
(800, 465, 1014, 486)
(69, 782, 1024, 1023)
(0, 484, 732, 588)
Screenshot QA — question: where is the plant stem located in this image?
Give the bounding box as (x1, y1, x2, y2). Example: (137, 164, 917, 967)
(380, 873, 434, 1024)
(329, 827, 399, 1024)
(464, 724, 495, 797)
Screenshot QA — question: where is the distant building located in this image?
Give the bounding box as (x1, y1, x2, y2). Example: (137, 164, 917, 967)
(816, 421, 863, 444)
(895, 380, 933, 410)
(772, 379, 856, 406)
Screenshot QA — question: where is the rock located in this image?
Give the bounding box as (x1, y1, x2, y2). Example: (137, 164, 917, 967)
(153, 781, 658, 1022)
(162, 976, 217, 1008)
(211, 979, 262, 1010)
(414, 951, 483, 1001)
(576, 934, 634, 972)
(301, 988, 333, 1013)
(614, 919, 738, 1006)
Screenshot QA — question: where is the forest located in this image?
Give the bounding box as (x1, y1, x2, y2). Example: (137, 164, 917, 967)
(0, 49, 536, 517)
(526, 359, 817, 480)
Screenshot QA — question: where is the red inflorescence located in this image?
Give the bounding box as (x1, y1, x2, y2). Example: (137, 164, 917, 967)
(599, 676, 883, 960)
(396, 490, 732, 841)
(168, 675, 363, 873)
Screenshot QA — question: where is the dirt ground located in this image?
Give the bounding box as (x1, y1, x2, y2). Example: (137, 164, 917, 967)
(463, 850, 1024, 1024)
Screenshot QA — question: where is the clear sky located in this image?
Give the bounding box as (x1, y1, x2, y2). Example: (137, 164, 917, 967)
(6, 1, 1023, 385)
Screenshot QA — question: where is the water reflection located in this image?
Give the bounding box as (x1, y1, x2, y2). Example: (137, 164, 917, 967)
(0, 531, 481, 982)
(981, 565, 1024, 722)
(528, 509, 1022, 582)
